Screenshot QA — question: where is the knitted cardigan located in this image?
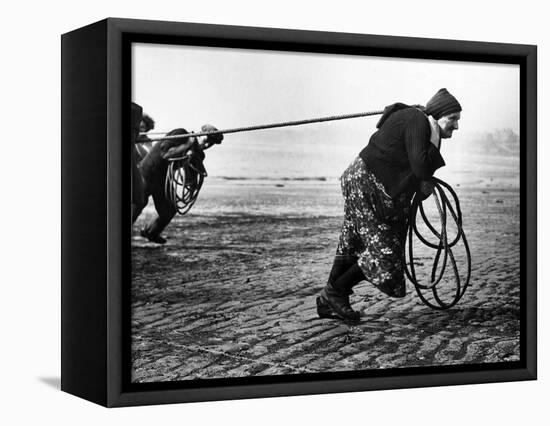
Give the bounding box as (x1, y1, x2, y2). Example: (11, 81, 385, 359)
(359, 103, 445, 199)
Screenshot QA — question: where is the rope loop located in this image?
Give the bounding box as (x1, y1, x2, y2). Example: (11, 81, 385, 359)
(405, 178, 472, 310)
(164, 155, 207, 215)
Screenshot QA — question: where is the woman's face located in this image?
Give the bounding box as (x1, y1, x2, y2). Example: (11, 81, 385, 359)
(437, 112, 461, 139)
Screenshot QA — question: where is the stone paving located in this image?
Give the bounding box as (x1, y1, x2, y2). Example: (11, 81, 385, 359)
(131, 186, 520, 383)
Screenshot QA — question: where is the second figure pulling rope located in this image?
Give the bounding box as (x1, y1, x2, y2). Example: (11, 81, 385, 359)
(131, 115, 223, 244)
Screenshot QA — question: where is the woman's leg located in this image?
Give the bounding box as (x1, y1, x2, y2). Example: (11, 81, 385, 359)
(317, 158, 408, 321)
(141, 189, 177, 244)
(317, 159, 367, 321)
(339, 157, 408, 298)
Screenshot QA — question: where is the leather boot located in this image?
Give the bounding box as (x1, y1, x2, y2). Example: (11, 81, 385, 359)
(140, 228, 167, 244)
(317, 255, 357, 319)
(318, 262, 364, 322)
(333, 263, 365, 295)
(328, 255, 358, 285)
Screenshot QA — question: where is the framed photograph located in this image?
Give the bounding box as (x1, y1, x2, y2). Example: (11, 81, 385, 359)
(61, 18, 536, 407)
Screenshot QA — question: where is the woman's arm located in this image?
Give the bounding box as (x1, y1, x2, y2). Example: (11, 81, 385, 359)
(160, 138, 197, 160)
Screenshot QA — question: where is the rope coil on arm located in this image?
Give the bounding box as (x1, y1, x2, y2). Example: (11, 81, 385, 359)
(405, 177, 472, 309)
(165, 155, 207, 215)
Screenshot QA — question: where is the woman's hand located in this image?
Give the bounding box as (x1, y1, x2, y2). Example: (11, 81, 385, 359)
(202, 124, 223, 145)
(418, 180, 435, 200)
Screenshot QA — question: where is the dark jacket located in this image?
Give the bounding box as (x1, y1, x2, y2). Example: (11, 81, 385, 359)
(359, 103, 445, 199)
(138, 128, 205, 187)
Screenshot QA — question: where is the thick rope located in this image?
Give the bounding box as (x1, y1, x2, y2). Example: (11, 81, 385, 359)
(138, 109, 385, 143)
(164, 157, 206, 215)
(405, 178, 471, 310)
(160, 108, 385, 214)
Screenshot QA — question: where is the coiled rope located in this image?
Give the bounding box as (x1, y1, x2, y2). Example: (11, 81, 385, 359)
(165, 154, 207, 215)
(405, 177, 471, 309)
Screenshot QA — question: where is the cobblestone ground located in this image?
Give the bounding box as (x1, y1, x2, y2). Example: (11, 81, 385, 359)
(131, 186, 520, 383)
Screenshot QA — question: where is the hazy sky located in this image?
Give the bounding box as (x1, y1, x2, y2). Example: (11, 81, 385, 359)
(132, 42, 519, 136)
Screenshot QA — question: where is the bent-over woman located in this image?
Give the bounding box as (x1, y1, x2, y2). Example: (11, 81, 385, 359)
(317, 88, 462, 322)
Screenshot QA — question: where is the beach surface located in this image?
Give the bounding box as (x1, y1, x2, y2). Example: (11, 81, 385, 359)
(131, 159, 520, 382)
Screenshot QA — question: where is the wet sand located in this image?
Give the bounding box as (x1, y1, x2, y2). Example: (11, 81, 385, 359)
(131, 177, 520, 382)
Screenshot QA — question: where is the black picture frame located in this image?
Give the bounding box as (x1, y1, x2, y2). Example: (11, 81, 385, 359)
(61, 17, 537, 407)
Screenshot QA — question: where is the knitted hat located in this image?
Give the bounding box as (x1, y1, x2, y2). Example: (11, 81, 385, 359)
(425, 88, 462, 120)
(141, 114, 155, 132)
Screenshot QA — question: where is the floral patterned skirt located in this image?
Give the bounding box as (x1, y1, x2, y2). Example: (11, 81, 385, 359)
(336, 157, 411, 298)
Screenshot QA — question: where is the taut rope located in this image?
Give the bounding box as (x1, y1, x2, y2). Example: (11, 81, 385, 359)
(161, 108, 386, 216)
(139, 109, 385, 143)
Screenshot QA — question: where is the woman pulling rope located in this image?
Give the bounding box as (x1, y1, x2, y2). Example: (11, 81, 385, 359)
(132, 119, 223, 244)
(316, 88, 463, 322)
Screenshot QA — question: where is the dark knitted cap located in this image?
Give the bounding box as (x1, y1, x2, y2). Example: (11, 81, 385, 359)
(425, 88, 462, 120)
(141, 114, 155, 131)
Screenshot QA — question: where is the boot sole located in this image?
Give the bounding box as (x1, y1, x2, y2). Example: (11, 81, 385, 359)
(316, 296, 360, 323)
(316, 296, 341, 319)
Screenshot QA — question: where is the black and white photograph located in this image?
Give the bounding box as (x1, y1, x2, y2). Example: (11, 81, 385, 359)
(130, 42, 521, 383)
(4, 0, 548, 423)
